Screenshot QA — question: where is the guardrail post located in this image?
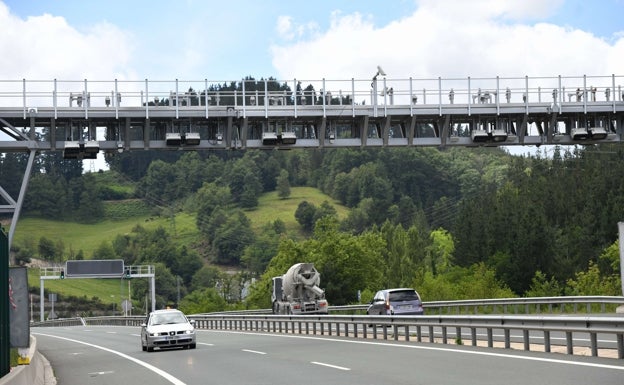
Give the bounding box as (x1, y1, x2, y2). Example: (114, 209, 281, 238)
(504, 329, 511, 349)
(544, 331, 551, 352)
(393, 325, 398, 341)
(471, 328, 477, 346)
(523, 330, 530, 351)
(590, 333, 598, 356)
(416, 325, 421, 342)
(405, 325, 409, 341)
(617, 334, 623, 359)
(487, 329, 493, 348)
(429, 326, 434, 343)
(566, 332, 573, 354)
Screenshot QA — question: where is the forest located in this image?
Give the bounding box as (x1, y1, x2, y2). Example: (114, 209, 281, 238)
(1, 139, 623, 313)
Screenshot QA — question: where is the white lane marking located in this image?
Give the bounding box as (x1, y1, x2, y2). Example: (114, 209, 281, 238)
(198, 342, 214, 346)
(34, 332, 187, 385)
(199, 330, 624, 372)
(311, 361, 350, 371)
(242, 349, 266, 355)
(106, 331, 117, 334)
(89, 370, 114, 376)
(130, 334, 141, 337)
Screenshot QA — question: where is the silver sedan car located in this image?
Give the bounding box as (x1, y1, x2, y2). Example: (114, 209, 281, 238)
(141, 309, 196, 352)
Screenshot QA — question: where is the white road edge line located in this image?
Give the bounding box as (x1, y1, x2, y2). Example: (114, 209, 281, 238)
(199, 330, 624, 371)
(242, 349, 266, 355)
(311, 361, 350, 371)
(33, 332, 187, 385)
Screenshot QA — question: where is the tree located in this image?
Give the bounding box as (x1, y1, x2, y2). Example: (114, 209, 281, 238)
(211, 210, 255, 265)
(239, 172, 262, 209)
(294, 201, 316, 232)
(92, 241, 116, 260)
(241, 222, 281, 276)
(38, 236, 59, 261)
(196, 182, 232, 236)
(276, 169, 291, 199)
(426, 228, 455, 275)
(179, 288, 227, 314)
(190, 265, 223, 292)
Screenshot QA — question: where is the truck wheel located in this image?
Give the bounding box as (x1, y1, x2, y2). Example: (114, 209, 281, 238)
(272, 301, 279, 314)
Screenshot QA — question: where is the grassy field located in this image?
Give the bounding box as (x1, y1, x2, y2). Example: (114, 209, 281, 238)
(28, 268, 126, 306)
(13, 186, 346, 256)
(13, 212, 199, 257)
(245, 187, 348, 233)
(14, 186, 347, 298)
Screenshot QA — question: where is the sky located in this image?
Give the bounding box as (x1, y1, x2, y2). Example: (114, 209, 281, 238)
(2, 0, 623, 81)
(1, 0, 623, 164)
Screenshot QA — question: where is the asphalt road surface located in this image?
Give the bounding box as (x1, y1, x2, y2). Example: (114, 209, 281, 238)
(34, 326, 624, 385)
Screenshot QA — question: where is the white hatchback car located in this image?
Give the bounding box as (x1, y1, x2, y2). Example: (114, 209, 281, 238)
(141, 309, 196, 352)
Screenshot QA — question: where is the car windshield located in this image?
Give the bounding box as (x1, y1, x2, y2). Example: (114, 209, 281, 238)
(150, 312, 187, 325)
(389, 290, 420, 302)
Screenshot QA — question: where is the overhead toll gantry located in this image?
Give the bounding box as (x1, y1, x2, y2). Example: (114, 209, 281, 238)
(0, 73, 623, 245)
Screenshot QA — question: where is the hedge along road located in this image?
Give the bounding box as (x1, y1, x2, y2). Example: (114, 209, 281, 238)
(33, 325, 624, 385)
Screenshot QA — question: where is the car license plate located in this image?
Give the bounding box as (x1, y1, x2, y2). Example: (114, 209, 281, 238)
(398, 305, 412, 310)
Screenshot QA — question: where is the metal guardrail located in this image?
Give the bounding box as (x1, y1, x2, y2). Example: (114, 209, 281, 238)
(2, 75, 623, 112)
(32, 312, 624, 359)
(29, 296, 624, 359)
(330, 295, 624, 315)
(209, 296, 624, 316)
(187, 313, 624, 359)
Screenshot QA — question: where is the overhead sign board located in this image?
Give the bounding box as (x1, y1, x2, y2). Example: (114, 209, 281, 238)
(65, 259, 125, 278)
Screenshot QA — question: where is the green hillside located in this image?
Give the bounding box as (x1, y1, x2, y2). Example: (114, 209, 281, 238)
(13, 186, 346, 257)
(245, 187, 348, 233)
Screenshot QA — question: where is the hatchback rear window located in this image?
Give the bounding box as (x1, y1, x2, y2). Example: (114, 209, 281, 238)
(389, 290, 420, 301)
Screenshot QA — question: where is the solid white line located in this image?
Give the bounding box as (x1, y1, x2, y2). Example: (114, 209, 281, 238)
(200, 330, 624, 371)
(34, 332, 187, 385)
(311, 361, 350, 371)
(242, 349, 266, 355)
(198, 342, 214, 346)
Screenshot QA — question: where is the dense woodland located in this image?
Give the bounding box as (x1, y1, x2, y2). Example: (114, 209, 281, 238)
(2, 141, 623, 312)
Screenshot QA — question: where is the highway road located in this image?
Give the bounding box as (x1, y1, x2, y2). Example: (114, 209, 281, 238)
(33, 325, 624, 385)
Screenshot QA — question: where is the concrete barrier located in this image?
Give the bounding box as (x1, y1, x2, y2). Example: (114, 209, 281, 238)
(0, 336, 56, 385)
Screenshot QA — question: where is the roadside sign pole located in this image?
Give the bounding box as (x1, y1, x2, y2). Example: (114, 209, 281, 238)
(1, 228, 10, 377)
(618, 222, 624, 297)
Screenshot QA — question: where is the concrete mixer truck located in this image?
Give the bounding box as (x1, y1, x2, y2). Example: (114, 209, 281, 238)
(271, 263, 329, 315)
